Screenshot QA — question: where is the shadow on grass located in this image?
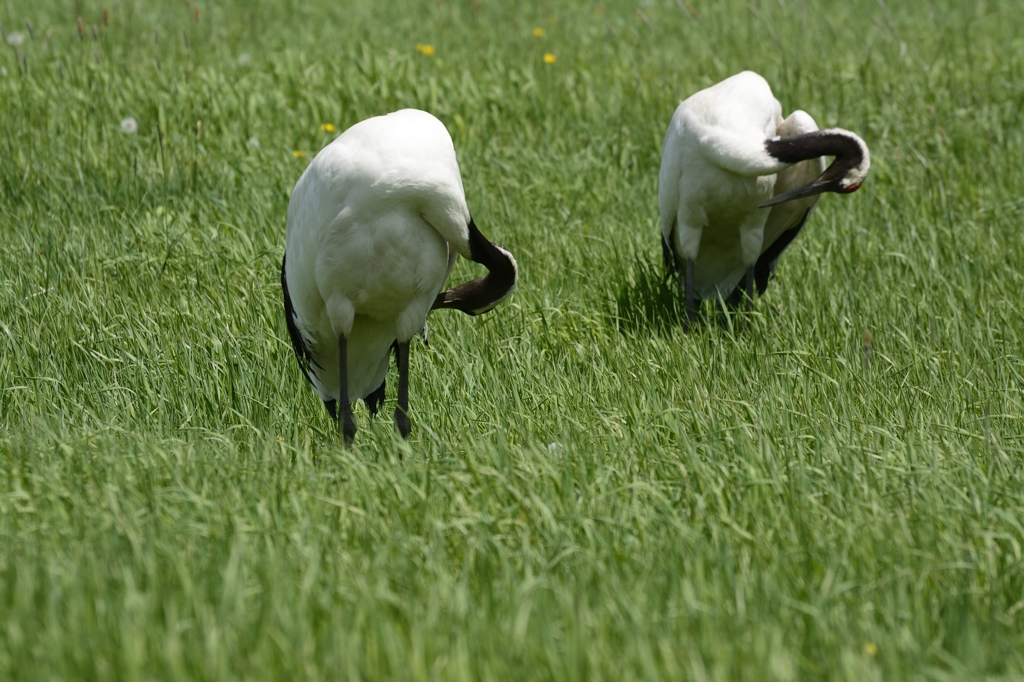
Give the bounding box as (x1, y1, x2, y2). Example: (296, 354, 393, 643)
(609, 258, 756, 336)
(609, 258, 692, 335)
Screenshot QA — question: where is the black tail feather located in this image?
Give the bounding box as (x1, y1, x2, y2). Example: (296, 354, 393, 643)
(364, 379, 386, 416)
(729, 208, 813, 302)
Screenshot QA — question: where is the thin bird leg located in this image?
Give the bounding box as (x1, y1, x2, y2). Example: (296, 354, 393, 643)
(744, 265, 755, 312)
(685, 258, 698, 327)
(394, 340, 411, 439)
(338, 335, 357, 446)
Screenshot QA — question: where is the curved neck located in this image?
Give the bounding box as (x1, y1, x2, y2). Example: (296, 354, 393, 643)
(766, 129, 867, 184)
(432, 218, 517, 315)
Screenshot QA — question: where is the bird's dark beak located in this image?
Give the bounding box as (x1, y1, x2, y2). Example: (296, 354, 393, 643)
(758, 179, 830, 208)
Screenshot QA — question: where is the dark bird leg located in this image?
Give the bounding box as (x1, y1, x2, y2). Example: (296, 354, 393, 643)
(684, 258, 698, 328)
(394, 340, 411, 439)
(338, 335, 357, 446)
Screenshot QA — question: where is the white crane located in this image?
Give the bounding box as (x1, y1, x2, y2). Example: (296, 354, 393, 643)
(281, 109, 517, 444)
(658, 71, 870, 321)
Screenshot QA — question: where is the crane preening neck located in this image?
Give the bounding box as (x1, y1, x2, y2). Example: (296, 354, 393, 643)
(432, 218, 518, 315)
(759, 129, 870, 207)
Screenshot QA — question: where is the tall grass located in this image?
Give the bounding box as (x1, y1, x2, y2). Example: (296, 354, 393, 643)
(2, 1, 1023, 679)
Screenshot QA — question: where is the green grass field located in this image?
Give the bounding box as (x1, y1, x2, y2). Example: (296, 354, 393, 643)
(2, 0, 1023, 679)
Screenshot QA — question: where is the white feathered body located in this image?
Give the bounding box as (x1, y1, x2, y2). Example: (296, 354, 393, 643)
(659, 71, 825, 299)
(285, 109, 470, 403)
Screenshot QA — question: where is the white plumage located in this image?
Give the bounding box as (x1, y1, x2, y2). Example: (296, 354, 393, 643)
(282, 109, 517, 442)
(659, 71, 870, 317)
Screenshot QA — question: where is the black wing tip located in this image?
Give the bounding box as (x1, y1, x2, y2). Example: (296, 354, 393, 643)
(661, 234, 678, 277)
(282, 252, 317, 388)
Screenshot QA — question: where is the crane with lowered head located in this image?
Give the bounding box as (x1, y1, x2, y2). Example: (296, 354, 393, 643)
(282, 109, 518, 444)
(658, 70, 870, 322)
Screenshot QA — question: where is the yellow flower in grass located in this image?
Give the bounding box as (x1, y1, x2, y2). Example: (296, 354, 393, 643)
(543, 53, 556, 64)
(320, 123, 337, 132)
(865, 642, 878, 656)
(532, 27, 545, 37)
(415, 43, 435, 56)
(293, 150, 305, 158)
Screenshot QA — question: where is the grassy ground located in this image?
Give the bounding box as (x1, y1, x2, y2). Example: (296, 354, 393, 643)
(2, 0, 1024, 679)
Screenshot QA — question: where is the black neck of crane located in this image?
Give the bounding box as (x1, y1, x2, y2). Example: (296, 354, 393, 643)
(432, 218, 517, 315)
(766, 130, 864, 187)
